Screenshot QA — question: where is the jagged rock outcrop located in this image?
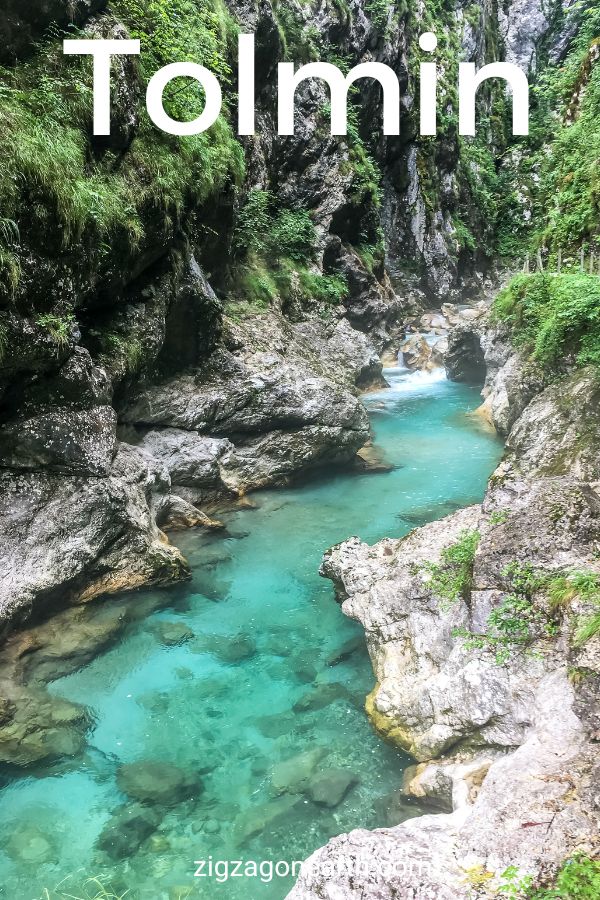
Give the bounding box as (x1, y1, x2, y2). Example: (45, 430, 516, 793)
(290, 363, 600, 898)
(0, 444, 189, 632)
(121, 311, 372, 497)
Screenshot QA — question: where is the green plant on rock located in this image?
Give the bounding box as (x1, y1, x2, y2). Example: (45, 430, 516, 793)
(548, 571, 600, 647)
(0, 0, 244, 298)
(492, 274, 600, 373)
(364, 0, 392, 36)
(36, 313, 76, 349)
(498, 855, 600, 899)
(234, 191, 317, 264)
(421, 529, 480, 607)
(453, 560, 554, 665)
(489, 509, 510, 526)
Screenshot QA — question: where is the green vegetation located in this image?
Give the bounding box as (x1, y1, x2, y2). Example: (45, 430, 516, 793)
(364, 0, 392, 37)
(454, 563, 600, 665)
(546, 571, 600, 647)
(36, 313, 76, 349)
(492, 274, 600, 372)
(231, 189, 348, 312)
(499, 856, 600, 899)
(0, 0, 244, 299)
(422, 529, 480, 607)
(453, 561, 554, 665)
(495, 6, 600, 262)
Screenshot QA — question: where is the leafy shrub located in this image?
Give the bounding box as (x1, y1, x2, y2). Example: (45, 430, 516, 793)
(422, 530, 480, 606)
(453, 561, 555, 665)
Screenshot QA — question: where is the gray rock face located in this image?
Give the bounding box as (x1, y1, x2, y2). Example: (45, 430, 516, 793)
(0, 444, 189, 631)
(445, 328, 486, 384)
(122, 312, 372, 497)
(478, 326, 546, 435)
(498, 0, 550, 71)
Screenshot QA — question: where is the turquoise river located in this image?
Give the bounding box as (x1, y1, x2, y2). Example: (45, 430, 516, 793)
(0, 364, 503, 900)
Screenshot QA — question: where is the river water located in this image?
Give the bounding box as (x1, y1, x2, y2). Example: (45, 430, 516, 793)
(0, 365, 502, 900)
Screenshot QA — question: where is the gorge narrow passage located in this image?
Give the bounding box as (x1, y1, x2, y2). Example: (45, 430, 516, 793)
(0, 366, 503, 900)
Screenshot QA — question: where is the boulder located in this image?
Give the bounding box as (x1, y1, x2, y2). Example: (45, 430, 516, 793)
(154, 621, 195, 647)
(96, 803, 161, 860)
(0, 444, 189, 630)
(292, 682, 353, 713)
(307, 768, 358, 808)
(271, 748, 327, 796)
(116, 759, 202, 806)
(445, 328, 486, 384)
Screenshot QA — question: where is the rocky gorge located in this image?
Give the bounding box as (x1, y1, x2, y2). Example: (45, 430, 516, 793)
(291, 331, 600, 898)
(0, 0, 599, 898)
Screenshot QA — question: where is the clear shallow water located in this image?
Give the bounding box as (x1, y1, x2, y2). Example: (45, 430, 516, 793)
(0, 368, 502, 900)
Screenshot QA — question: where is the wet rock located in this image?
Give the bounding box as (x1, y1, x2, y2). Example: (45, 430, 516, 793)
(271, 748, 326, 796)
(293, 682, 353, 713)
(255, 713, 296, 739)
(235, 794, 302, 845)
(291, 661, 319, 684)
(154, 621, 195, 647)
(445, 328, 486, 384)
(326, 634, 364, 667)
(6, 824, 56, 864)
(97, 803, 162, 860)
(0, 692, 88, 767)
(0, 444, 189, 631)
(157, 495, 224, 532)
(307, 768, 358, 808)
(199, 633, 257, 664)
(372, 788, 422, 827)
(400, 334, 432, 370)
(116, 760, 202, 807)
(203, 818, 221, 835)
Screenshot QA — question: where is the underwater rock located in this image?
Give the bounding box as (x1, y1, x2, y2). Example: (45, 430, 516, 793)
(255, 713, 297, 739)
(198, 633, 257, 664)
(270, 748, 326, 796)
(292, 682, 353, 713)
(202, 818, 221, 835)
(6, 824, 56, 864)
(325, 634, 364, 667)
(0, 692, 88, 767)
(235, 794, 303, 846)
(97, 803, 162, 860)
(307, 768, 358, 808)
(372, 788, 423, 828)
(116, 760, 202, 807)
(154, 621, 195, 647)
